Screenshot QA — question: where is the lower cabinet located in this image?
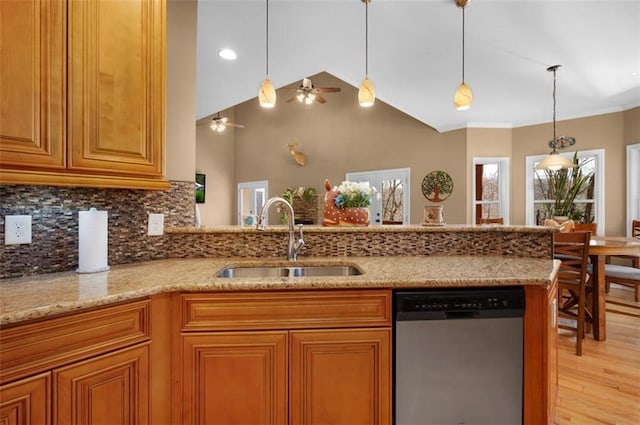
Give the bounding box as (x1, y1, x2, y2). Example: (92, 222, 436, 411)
(182, 332, 288, 424)
(0, 300, 152, 425)
(289, 329, 391, 424)
(54, 344, 149, 425)
(178, 290, 392, 425)
(0, 373, 51, 425)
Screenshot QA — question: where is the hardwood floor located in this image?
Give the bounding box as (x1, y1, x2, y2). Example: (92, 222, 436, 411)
(555, 285, 640, 424)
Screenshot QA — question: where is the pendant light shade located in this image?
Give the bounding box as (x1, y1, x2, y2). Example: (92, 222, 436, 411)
(535, 65, 577, 171)
(358, 0, 375, 107)
(454, 82, 472, 111)
(358, 78, 375, 107)
(535, 152, 575, 171)
(259, 78, 276, 108)
(454, 0, 472, 110)
(259, 0, 276, 108)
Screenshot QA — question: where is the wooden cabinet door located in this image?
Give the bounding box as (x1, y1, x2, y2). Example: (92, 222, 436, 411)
(53, 344, 149, 425)
(289, 328, 391, 425)
(0, 373, 51, 425)
(181, 331, 288, 425)
(0, 0, 65, 170)
(67, 0, 164, 177)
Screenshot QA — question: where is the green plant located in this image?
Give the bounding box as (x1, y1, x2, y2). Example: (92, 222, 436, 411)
(537, 152, 595, 221)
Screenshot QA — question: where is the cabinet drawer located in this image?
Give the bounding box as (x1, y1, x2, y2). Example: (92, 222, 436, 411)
(180, 290, 391, 331)
(0, 300, 150, 384)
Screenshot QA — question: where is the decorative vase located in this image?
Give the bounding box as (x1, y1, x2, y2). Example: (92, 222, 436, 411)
(341, 207, 370, 227)
(423, 206, 445, 225)
(553, 215, 569, 223)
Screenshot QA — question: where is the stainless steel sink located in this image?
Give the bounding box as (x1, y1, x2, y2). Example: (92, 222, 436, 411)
(216, 264, 362, 278)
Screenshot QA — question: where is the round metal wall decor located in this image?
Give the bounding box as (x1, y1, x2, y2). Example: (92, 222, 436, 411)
(421, 170, 454, 202)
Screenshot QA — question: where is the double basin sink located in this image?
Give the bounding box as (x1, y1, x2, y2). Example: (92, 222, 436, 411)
(217, 264, 362, 278)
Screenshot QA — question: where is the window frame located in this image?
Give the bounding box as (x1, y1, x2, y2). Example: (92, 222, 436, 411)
(346, 168, 411, 225)
(237, 180, 268, 226)
(525, 149, 605, 232)
(627, 143, 640, 236)
(472, 157, 510, 224)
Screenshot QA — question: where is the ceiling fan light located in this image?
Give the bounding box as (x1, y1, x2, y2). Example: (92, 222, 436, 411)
(535, 152, 576, 171)
(258, 78, 276, 108)
(358, 78, 375, 107)
(454, 82, 472, 110)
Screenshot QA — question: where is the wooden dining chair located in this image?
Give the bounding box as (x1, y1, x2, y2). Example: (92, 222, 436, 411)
(479, 217, 504, 225)
(573, 222, 597, 234)
(605, 219, 640, 301)
(554, 231, 593, 356)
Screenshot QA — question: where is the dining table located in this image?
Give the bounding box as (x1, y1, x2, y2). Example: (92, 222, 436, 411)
(589, 235, 640, 341)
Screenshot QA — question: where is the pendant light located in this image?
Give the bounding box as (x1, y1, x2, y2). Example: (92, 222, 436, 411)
(454, 0, 472, 110)
(258, 0, 276, 108)
(535, 65, 576, 171)
(358, 0, 375, 107)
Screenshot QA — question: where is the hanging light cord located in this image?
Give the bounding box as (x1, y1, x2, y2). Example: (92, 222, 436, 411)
(551, 67, 557, 146)
(265, 0, 269, 77)
(365, 0, 369, 78)
(461, 6, 465, 83)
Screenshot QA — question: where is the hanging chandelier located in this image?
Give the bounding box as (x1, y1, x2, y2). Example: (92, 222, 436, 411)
(535, 65, 576, 171)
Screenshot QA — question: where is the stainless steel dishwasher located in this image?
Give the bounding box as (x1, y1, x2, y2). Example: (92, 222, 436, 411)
(394, 286, 525, 425)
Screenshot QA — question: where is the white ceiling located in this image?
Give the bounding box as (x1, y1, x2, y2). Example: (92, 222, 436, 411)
(195, 0, 640, 133)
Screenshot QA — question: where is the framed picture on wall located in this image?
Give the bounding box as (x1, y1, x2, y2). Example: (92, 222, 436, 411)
(195, 173, 206, 203)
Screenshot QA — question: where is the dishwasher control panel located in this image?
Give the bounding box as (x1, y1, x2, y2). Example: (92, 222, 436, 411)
(394, 286, 525, 320)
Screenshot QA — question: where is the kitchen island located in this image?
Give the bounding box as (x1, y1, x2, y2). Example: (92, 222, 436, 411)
(1, 226, 559, 424)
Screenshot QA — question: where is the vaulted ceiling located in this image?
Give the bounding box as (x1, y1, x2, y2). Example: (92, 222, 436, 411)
(196, 0, 640, 133)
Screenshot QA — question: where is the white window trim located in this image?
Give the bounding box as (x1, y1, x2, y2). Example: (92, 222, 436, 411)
(346, 168, 411, 225)
(627, 143, 640, 236)
(525, 149, 605, 233)
(237, 180, 268, 226)
(472, 157, 510, 224)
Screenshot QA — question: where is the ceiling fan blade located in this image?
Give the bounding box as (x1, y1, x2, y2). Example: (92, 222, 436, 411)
(226, 122, 245, 128)
(316, 87, 341, 93)
(315, 95, 327, 104)
(287, 95, 297, 103)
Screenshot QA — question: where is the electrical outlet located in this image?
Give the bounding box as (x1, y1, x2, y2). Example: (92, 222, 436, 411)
(5, 215, 32, 245)
(148, 213, 164, 236)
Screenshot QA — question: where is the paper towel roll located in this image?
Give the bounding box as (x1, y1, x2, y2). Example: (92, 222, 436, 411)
(76, 208, 110, 273)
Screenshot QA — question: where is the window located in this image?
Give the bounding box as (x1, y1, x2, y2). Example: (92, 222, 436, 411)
(237, 180, 267, 226)
(472, 158, 510, 224)
(627, 143, 640, 236)
(525, 149, 604, 231)
(346, 168, 410, 225)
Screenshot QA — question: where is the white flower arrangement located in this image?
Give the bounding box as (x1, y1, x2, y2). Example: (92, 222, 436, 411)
(333, 181, 380, 208)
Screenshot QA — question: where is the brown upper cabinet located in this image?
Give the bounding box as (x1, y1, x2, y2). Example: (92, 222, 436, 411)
(0, 0, 167, 190)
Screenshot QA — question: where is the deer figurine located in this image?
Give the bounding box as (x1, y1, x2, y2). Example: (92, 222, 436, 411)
(288, 143, 306, 167)
(322, 179, 369, 226)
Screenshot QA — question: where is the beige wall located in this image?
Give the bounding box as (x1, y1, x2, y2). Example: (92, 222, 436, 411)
(623, 107, 640, 144)
(224, 72, 468, 226)
(165, 0, 197, 182)
(195, 109, 236, 225)
(193, 78, 634, 231)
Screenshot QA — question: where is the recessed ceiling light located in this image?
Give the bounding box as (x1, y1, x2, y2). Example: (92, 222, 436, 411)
(218, 48, 237, 61)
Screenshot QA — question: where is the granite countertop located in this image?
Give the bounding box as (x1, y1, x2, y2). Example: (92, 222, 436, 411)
(0, 256, 560, 326)
(167, 224, 553, 234)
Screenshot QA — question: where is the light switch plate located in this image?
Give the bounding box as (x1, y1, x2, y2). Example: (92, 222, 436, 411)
(148, 213, 164, 236)
(5, 215, 32, 245)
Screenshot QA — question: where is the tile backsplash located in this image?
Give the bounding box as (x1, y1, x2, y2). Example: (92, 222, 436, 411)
(1, 181, 194, 278)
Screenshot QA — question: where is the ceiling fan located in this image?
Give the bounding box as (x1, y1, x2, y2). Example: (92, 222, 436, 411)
(287, 77, 341, 105)
(207, 113, 245, 132)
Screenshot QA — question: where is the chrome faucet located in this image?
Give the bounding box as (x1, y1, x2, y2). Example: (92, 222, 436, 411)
(256, 196, 305, 261)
